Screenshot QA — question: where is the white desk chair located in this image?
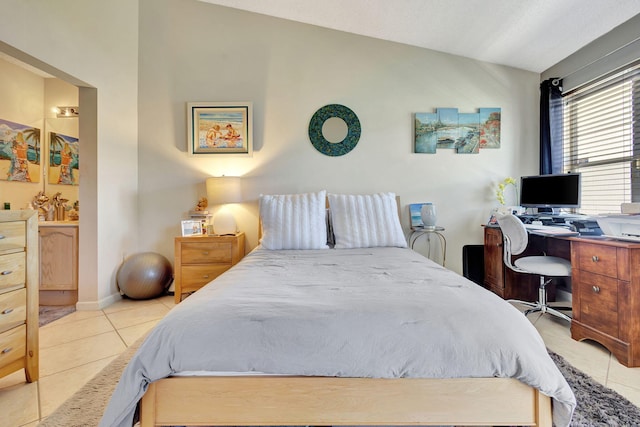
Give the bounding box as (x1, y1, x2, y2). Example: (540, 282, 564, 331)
(496, 214, 572, 323)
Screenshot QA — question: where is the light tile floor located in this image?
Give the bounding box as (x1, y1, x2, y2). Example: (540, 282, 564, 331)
(0, 295, 175, 427)
(1, 297, 639, 426)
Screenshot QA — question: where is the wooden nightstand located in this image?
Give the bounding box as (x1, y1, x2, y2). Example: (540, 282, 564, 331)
(174, 232, 245, 303)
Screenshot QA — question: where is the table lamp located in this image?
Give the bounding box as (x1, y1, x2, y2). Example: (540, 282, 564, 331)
(206, 176, 242, 235)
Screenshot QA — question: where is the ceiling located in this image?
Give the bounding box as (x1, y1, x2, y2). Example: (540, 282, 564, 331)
(200, 0, 640, 73)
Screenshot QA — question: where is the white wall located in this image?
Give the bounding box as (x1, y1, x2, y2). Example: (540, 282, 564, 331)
(138, 0, 540, 275)
(0, 0, 542, 308)
(0, 0, 139, 308)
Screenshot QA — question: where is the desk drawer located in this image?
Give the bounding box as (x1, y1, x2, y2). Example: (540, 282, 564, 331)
(0, 324, 26, 368)
(180, 242, 232, 264)
(577, 270, 618, 337)
(576, 242, 617, 278)
(0, 288, 26, 333)
(0, 252, 26, 292)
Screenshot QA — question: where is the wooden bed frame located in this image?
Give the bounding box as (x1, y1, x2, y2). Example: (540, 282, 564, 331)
(140, 375, 551, 426)
(138, 197, 553, 426)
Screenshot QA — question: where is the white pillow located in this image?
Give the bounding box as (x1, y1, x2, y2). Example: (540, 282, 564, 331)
(259, 190, 329, 250)
(328, 192, 407, 249)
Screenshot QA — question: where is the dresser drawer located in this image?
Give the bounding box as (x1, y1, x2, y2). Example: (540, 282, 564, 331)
(0, 288, 26, 333)
(576, 242, 618, 278)
(0, 324, 26, 368)
(0, 221, 25, 252)
(180, 242, 232, 264)
(0, 252, 26, 292)
(180, 265, 231, 289)
(577, 270, 618, 337)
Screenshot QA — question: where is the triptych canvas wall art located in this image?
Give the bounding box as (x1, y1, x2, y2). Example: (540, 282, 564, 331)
(415, 108, 501, 154)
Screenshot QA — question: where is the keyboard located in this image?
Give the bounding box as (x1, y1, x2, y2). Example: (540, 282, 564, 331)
(524, 223, 579, 236)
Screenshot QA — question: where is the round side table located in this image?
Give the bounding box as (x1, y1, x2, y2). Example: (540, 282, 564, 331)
(409, 226, 447, 266)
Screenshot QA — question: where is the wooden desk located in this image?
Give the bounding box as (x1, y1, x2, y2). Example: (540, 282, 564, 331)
(484, 226, 640, 367)
(570, 236, 640, 367)
(483, 226, 566, 302)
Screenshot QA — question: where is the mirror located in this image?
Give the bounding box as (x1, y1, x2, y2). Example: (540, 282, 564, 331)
(322, 117, 349, 143)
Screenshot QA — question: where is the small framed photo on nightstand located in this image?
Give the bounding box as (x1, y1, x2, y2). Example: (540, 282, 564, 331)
(409, 203, 431, 229)
(181, 220, 203, 237)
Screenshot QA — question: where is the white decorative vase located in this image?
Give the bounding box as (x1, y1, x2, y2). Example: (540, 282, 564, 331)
(420, 203, 437, 229)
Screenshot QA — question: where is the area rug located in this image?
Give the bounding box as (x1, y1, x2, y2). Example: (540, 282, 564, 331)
(39, 305, 76, 327)
(549, 351, 640, 426)
(38, 347, 640, 427)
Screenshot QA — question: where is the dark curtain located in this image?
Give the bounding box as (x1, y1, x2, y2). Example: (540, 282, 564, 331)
(540, 78, 564, 174)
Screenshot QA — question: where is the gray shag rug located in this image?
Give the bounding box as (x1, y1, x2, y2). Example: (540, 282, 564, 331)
(549, 351, 640, 426)
(38, 344, 640, 427)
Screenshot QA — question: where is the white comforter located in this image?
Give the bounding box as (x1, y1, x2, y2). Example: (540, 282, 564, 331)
(100, 247, 576, 426)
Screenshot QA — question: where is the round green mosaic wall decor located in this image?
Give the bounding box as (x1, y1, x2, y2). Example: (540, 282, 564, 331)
(308, 104, 361, 156)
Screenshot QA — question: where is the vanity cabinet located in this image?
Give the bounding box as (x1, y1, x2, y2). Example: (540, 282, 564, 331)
(39, 222, 78, 305)
(571, 238, 640, 367)
(0, 210, 38, 382)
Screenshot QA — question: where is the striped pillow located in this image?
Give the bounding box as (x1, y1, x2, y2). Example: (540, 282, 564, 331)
(328, 192, 407, 249)
(259, 190, 328, 250)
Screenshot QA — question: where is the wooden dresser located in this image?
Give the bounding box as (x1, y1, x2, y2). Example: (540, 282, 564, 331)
(571, 237, 640, 367)
(0, 210, 38, 382)
(174, 233, 245, 303)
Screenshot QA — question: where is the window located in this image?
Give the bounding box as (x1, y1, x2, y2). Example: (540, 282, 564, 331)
(562, 62, 640, 215)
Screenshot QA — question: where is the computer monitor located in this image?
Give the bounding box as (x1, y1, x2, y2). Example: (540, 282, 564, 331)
(519, 173, 581, 209)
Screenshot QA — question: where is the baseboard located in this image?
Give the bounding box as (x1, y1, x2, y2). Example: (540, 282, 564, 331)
(75, 292, 123, 311)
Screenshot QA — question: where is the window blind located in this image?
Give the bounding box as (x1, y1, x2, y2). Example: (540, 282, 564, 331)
(562, 61, 640, 215)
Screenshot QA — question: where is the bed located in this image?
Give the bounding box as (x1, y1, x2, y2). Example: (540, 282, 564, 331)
(100, 191, 576, 427)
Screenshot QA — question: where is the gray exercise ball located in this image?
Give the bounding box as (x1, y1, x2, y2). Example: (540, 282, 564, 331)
(116, 252, 173, 300)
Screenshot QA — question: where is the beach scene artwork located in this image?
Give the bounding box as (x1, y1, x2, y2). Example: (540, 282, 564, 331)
(409, 203, 433, 228)
(189, 103, 251, 155)
(0, 118, 40, 182)
(49, 132, 79, 185)
(414, 107, 501, 154)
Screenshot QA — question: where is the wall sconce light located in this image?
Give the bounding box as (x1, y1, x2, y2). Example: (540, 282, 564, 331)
(53, 106, 79, 118)
(206, 176, 242, 235)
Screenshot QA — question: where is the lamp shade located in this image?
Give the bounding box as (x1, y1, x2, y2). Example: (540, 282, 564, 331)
(206, 176, 242, 235)
(206, 176, 242, 205)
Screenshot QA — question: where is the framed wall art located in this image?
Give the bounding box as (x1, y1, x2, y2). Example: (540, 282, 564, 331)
(414, 107, 501, 154)
(49, 132, 79, 185)
(0, 118, 41, 182)
(187, 102, 253, 156)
